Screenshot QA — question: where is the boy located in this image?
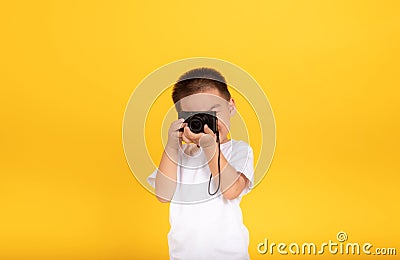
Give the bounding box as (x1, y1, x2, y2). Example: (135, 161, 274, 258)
(147, 67, 254, 260)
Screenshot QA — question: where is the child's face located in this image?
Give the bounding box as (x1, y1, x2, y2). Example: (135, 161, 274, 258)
(178, 88, 236, 142)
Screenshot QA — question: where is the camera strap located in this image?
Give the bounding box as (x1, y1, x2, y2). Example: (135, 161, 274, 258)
(208, 131, 221, 196)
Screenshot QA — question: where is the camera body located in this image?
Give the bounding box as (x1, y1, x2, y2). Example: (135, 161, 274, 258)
(178, 111, 218, 134)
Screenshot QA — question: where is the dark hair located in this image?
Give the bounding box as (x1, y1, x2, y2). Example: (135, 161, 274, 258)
(172, 67, 231, 111)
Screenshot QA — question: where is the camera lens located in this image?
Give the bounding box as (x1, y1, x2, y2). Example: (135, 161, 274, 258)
(189, 117, 203, 133)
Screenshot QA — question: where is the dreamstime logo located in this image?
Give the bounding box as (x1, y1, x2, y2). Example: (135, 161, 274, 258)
(336, 231, 348, 242)
(257, 231, 397, 256)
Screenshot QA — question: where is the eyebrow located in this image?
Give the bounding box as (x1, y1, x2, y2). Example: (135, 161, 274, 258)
(209, 104, 221, 110)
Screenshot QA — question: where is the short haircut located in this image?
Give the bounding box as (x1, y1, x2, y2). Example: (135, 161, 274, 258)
(172, 67, 231, 111)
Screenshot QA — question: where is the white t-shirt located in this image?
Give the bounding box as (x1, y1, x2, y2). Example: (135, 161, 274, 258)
(147, 139, 254, 260)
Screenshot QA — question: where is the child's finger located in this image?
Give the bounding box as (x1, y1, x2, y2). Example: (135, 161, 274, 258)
(203, 124, 215, 136)
(176, 121, 186, 133)
(178, 119, 185, 127)
(184, 126, 194, 138)
(182, 134, 191, 144)
(183, 127, 190, 137)
(185, 126, 203, 139)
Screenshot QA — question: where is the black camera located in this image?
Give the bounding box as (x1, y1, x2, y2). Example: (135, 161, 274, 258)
(178, 111, 218, 134)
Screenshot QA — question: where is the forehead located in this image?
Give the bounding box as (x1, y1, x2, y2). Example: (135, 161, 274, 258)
(178, 90, 229, 111)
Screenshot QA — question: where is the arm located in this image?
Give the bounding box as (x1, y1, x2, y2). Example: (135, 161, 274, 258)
(154, 119, 185, 203)
(200, 135, 249, 200)
(182, 124, 250, 200)
(205, 146, 250, 200)
(155, 147, 178, 203)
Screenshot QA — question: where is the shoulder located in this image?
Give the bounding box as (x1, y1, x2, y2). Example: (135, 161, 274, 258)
(222, 139, 253, 159)
(230, 139, 253, 152)
(231, 139, 250, 146)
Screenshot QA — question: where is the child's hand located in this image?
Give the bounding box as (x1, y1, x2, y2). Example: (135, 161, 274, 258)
(166, 118, 185, 151)
(182, 124, 217, 148)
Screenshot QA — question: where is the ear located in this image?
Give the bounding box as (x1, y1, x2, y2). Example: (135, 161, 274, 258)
(228, 98, 237, 116)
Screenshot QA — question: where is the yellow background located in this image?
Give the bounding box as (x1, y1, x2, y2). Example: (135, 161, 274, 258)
(1, 0, 399, 259)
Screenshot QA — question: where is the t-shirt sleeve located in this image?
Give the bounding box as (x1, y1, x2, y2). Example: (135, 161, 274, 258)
(147, 168, 158, 189)
(229, 141, 255, 197)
